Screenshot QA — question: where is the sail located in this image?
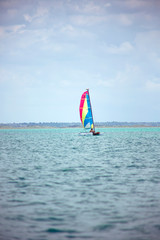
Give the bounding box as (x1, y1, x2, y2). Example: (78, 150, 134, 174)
(79, 90, 94, 129)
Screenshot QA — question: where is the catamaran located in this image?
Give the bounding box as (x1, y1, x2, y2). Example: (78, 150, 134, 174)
(79, 89, 100, 135)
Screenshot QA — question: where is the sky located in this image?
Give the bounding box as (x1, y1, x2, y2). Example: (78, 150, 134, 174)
(0, 0, 160, 123)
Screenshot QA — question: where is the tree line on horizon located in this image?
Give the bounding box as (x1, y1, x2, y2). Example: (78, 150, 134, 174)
(0, 122, 160, 128)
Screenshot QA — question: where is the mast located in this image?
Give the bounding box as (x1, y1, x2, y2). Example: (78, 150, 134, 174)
(87, 88, 95, 131)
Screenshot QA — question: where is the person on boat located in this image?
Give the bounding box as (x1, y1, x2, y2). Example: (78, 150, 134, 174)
(90, 128, 100, 135)
(90, 128, 95, 133)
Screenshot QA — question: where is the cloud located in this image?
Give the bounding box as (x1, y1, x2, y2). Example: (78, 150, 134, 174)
(97, 64, 143, 89)
(115, 0, 160, 12)
(116, 14, 133, 26)
(105, 41, 134, 54)
(125, 0, 160, 9)
(0, 0, 160, 122)
(76, 2, 102, 14)
(0, 24, 25, 39)
(60, 24, 93, 39)
(24, 14, 32, 23)
(110, 11, 155, 27)
(135, 30, 160, 70)
(0, 27, 5, 38)
(146, 78, 160, 91)
(124, 0, 149, 9)
(24, 6, 48, 23)
(70, 15, 108, 26)
(7, 8, 18, 18)
(135, 30, 160, 52)
(71, 1, 111, 14)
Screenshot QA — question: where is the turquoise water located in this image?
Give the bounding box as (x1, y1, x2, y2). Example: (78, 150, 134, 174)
(0, 127, 160, 240)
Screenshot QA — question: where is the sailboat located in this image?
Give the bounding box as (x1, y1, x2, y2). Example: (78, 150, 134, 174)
(79, 89, 100, 135)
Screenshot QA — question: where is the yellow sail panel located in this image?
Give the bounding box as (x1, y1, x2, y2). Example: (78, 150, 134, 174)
(82, 97, 88, 126)
(79, 90, 94, 129)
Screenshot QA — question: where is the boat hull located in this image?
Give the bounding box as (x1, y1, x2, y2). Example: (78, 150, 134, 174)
(93, 132, 100, 135)
(79, 132, 101, 136)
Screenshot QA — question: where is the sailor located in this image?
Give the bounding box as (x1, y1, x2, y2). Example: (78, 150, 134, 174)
(90, 128, 100, 135)
(90, 128, 95, 133)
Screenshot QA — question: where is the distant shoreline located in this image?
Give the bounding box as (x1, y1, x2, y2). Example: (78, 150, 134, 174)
(1, 125, 160, 130)
(1, 122, 160, 129)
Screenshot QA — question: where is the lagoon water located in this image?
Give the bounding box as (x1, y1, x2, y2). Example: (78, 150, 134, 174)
(0, 127, 160, 240)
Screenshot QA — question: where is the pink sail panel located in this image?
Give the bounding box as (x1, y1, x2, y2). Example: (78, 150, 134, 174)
(79, 90, 94, 129)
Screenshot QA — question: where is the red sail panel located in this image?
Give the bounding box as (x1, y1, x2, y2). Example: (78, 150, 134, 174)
(79, 91, 88, 125)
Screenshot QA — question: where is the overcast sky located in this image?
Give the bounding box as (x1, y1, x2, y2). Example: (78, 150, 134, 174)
(0, 0, 160, 123)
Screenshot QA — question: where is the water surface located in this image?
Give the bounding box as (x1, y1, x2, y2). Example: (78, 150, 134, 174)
(0, 127, 160, 240)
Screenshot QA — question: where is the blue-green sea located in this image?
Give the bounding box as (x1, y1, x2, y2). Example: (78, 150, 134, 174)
(0, 127, 160, 240)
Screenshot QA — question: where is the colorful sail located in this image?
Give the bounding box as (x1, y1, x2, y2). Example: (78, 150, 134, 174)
(79, 90, 94, 129)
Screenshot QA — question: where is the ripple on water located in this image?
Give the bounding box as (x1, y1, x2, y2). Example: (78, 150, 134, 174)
(0, 128, 160, 240)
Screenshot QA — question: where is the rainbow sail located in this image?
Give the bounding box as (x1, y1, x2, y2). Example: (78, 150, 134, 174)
(79, 90, 94, 129)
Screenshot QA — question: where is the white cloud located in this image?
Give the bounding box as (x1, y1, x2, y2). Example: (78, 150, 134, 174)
(105, 3, 111, 8)
(0, 0, 19, 9)
(60, 24, 95, 40)
(106, 41, 133, 54)
(125, 0, 148, 9)
(111, 12, 151, 27)
(24, 14, 32, 23)
(124, 0, 160, 9)
(116, 14, 133, 26)
(135, 30, 160, 52)
(36, 6, 48, 17)
(24, 6, 48, 23)
(11, 24, 26, 33)
(146, 79, 160, 91)
(7, 8, 18, 17)
(135, 30, 160, 69)
(0, 24, 25, 38)
(80, 2, 103, 14)
(70, 15, 107, 26)
(71, 1, 111, 14)
(0, 27, 5, 38)
(0, 0, 160, 122)
(97, 64, 142, 89)
(61, 24, 75, 33)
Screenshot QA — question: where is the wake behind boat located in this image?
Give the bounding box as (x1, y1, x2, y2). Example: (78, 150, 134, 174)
(79, 89, 100, 135)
